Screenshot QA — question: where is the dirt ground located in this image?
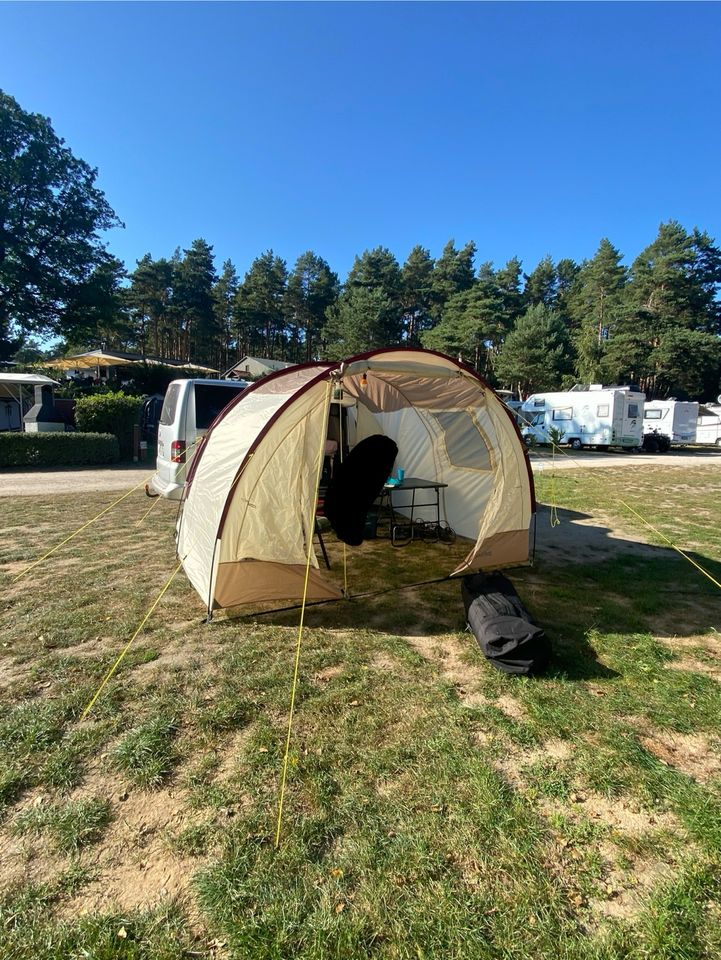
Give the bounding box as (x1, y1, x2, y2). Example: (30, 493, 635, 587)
(1, 448, 720, 497)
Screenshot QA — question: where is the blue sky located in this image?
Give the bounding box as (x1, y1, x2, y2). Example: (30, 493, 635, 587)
(2, 1, 720, 280)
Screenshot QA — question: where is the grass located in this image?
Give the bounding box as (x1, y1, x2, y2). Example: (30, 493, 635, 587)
(0, 461, 719, 958)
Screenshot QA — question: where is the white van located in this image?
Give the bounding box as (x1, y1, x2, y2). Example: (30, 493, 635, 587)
(148, 378, 250, 499)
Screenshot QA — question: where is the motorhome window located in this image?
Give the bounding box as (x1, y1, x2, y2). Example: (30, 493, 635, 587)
(434, 411, 492, 470)
(645, 409, 662, 420)
(533, 399, 545, 408)
(627, 403, 640, 418)
(597, 404, 609, 417)
(159, 384, 181, 425)
(194, 384, 245, 430)
(532, 413, 544, 426)
(552, 408, 573, 421)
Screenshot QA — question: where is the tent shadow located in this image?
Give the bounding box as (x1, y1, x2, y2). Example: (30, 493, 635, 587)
(231, 504, 720, 682)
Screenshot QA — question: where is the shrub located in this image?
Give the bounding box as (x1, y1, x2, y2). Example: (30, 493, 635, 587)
(74, 391, 143, 459)
(0, 432, 119, 467)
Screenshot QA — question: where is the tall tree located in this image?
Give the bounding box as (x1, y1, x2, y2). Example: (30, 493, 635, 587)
(0, 89, 121, 358)
(429, 240, 476, 324)
(284, 251, 339, 362)
(173, 239, 217, 363)
(322, 287, 394, 360)
(523, 255, 558, 308)
(569, 239, 626, 383)
(126, 254, 174, 356)
(605, 222, 721, 396)
(212, 259, 239, 371)
(60, 254, 129, 351)
(494, 303, 573, 397)
(235, 250, 288, 358)
(400, 245, 435, 345)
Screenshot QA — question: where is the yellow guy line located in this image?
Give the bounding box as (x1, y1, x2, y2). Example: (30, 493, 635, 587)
(135, 494, 163, 526)
(275, 381, 333, 849)
(616, 497, 721, 592)
(79, 561, 183, 721)
(12, 475, 153, 583)
(546, 441, 721, 594)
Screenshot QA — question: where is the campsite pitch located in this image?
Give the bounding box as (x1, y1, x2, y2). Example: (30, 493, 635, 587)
(0, 465, 720, 959)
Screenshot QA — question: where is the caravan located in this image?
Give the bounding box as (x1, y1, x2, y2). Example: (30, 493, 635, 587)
(696, 403, 721, 446)
(520, 385, 645, 450)
(643, 400, 698, 445)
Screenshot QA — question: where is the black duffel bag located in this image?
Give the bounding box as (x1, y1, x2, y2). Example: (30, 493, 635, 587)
(461, 573, 550, 676)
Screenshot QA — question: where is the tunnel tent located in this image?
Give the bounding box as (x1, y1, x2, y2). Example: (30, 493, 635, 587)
(177, 348, 535, 615)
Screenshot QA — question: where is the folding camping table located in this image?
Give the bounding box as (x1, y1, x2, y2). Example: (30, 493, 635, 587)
(378, 477, 448, 546)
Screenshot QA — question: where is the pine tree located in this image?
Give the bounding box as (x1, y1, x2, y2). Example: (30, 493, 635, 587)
(212, 259, 239, 371)
(523, 255, 558, 308)
(173, 239, 218, 363)
(284, 251, 339, 362)
(322, 287, 394, 359)
(400, 245, 435, 344)
(235, 251, 288, 359)
(494, 304, 573, 397)
(605, 222, 721, 397)
(429, 240, 476, 324)
(569, 239, 626, 383)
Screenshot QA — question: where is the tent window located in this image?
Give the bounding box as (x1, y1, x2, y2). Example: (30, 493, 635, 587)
(434, 411, 492, 471)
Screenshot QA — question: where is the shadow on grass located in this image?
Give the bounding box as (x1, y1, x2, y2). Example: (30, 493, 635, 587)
(224, 504, 720, 684)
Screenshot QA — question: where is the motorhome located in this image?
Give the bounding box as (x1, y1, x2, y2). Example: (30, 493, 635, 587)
(520, 385, 645, 450)
(149, 378, 250, 499)
(696, 402, 721, 446)
(643, 400, 698, 445)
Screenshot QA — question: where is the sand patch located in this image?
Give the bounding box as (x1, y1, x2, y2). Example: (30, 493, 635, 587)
(403, 633, 490, 707)
(639, 729, 721, 784)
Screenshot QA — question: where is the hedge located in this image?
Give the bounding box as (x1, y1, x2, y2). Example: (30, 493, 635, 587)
(74, 392, 143, 460)
(0, 432, 120, 468)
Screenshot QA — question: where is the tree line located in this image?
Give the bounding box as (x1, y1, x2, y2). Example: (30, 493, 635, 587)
(2, 90, 720, 399)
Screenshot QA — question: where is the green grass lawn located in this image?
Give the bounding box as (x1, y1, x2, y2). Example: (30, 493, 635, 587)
(0, 464, 720, 959)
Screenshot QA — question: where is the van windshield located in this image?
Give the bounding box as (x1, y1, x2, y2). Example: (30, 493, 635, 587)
(195, 383, 245, 429)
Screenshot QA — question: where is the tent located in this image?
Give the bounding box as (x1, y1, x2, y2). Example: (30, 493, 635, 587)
(177, 348, 535, 615)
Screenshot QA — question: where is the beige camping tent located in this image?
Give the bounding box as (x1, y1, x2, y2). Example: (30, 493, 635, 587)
(176, 348, 535, 614)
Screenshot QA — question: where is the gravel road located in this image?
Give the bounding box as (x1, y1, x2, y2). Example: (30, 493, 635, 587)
(1, 448, 719, 497)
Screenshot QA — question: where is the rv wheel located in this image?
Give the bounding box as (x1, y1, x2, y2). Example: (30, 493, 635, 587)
(569, 439, 583, 450)
(643, 437, 659, 453)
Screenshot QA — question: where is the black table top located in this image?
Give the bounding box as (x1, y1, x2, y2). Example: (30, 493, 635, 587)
(384, 477, 448, 490)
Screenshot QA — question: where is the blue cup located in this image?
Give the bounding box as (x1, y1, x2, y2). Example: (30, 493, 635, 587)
(396, 468, 405, 483)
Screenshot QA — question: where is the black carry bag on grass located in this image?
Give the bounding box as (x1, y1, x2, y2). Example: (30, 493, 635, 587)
(461, 573, 550, 675)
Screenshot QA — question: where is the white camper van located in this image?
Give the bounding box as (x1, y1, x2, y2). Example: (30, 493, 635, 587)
(696, 403, 721, 446)
(149, 378, 250, 499)
(520, 385, 645, 450)
(643, 400, 698, 445)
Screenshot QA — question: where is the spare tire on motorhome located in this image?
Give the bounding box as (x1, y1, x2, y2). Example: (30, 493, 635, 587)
(461, 573, 550, 675)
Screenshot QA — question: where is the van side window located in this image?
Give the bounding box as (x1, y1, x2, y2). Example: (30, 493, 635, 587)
(195, 384, 245, 430)
(597, 404, 609, 417)
(627, 403, 640, 418)
(552, 407, 573, 421)
(159, 384, 181, 425)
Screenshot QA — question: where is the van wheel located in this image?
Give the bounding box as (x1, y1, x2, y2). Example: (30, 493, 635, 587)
(569, 439, 583, 450)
